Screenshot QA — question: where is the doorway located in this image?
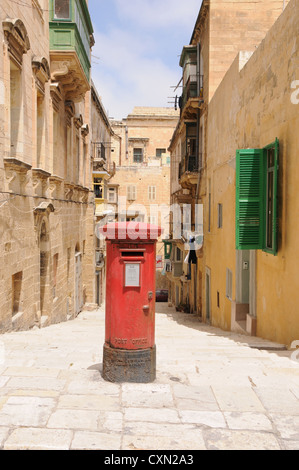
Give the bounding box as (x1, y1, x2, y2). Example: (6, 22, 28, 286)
(75, 245, 83, 315)
(39, 220, 49, 318)
(205, 267, 211, 322)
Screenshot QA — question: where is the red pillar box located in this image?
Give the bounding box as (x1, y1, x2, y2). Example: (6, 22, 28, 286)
(101, 222, 162, 383)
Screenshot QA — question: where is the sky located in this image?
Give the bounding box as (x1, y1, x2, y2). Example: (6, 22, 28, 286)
(88, 0, 202, 120)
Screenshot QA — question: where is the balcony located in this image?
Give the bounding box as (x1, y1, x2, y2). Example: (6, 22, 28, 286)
(179, 153, 202, 188)
(180, 74, 203, 119)
(49, 0, 94, 101)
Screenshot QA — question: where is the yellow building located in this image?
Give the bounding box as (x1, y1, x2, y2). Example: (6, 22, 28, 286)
(168, 0, 297, 346)
(203, 0, 299, 346)
(168, 0, 288, 314)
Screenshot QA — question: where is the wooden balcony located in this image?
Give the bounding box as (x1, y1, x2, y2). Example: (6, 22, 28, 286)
(179, 75, 204, 120)
(179, 153, 202, 188)
(49, 0, 94, 102)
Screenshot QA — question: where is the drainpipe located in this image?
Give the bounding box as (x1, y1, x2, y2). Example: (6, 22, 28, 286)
(196, 42, 201, 202)
(125, 125, 129, 160)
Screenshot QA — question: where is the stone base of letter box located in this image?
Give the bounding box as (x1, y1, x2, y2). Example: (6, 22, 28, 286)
(102, 344, 156, 383)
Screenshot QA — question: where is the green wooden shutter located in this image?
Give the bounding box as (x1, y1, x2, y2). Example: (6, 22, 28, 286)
(263, 138, 279, 255)
(236, 148, 264, 250)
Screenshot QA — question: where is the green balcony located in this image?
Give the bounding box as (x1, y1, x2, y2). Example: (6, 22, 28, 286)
(49, 0, 94, 100)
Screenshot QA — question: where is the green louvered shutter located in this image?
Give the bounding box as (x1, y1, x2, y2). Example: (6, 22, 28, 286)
(236, 148, 264, 250)
(263, 138, 279, 255)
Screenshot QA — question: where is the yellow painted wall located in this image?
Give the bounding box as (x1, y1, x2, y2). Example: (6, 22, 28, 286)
(205, 0, 299, 345)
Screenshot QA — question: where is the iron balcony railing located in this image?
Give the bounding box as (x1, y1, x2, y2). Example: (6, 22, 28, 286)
(180, 74, 204, 112)
(179, 153, 203, 179)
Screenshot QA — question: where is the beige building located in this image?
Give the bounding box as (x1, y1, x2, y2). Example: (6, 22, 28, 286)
(168, 0, 288, 329)
(90, 82, 114, 306)
(0, 0, 97, 332)
(109, 107, 179, 288)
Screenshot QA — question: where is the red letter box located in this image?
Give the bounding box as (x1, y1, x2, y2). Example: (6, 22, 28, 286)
(102, 222, 162, 383)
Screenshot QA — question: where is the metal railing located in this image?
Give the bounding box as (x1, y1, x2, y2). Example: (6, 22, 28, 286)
(180, 75, 204, 112)
(179, 153, 203, 179)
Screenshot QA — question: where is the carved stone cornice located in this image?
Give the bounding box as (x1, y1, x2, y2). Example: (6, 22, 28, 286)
(48, 175, 63, 199)
(2, 18, 30, 68)
(32, 168, 51, 197)
(81, 124, 89, 138)
(4, 157, 32, 194)
(74, 114, 83, 130)
(50, 52, 90, 102)
(50, 82, 63, 112)
(32, 56, 50, 95)
(64, 182, 74, 201)
(65, 100, 75, 127)
(80, 187, 90, 204)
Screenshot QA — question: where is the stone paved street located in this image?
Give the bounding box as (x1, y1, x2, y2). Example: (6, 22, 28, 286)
(0, 303, 299, 450)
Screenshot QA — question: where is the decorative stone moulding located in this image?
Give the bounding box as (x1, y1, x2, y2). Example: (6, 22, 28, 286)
(80, 187, 90, 204)
(74, 114, 83, 130)
(81, 124, 89, 138)
(2, 18, 30, 68)
(32, 168, 51, 197)
(65, 100, 75, 127)
(48, 175, 63, 199)
(33, 201, 55, 235)
(4, 157, 32, 194)
(50, 82, 63, 112)
(64, 182, 74, 201)
(50, 54, 89, 102)
(32, 56, 50, 95)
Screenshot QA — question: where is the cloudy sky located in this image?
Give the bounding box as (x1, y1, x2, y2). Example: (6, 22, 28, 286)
(88, 0, 202, 120)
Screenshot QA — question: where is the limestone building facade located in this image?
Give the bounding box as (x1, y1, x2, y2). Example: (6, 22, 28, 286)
(0, 0, 97, 332)
(168, 0, 299, 346)
(108, 107, 179, 288)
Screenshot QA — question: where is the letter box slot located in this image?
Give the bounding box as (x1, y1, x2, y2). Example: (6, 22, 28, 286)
(121, 251, 144, 258)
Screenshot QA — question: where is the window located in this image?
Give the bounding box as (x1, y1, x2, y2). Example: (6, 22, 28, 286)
(54, 0, 70, 20)
(127, 185, 136, 201)
(226, 269, 233, 300)
(148, 215, 157, 225)
(133, 148, 143, 163)
(236, 139, 279, 255)
(148, 186, 156, 201)
(94, 177, 103, 199)
(108, 187, 117, 203)
(175, 247, 182, 262)
(217, 204, 223, 229)
(12, 272, 23, 316)
(10, 61, 22, 158)
(156, 148, 166, 158)
(53, 254, 59, 299)
(76, 135, 80, 183)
